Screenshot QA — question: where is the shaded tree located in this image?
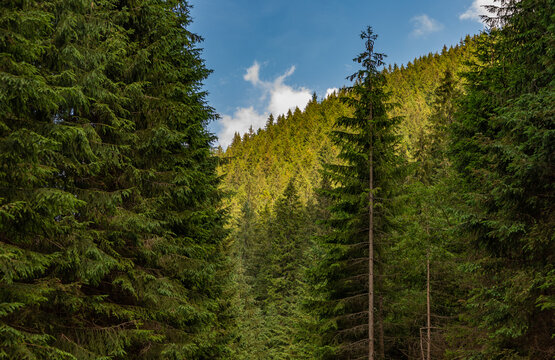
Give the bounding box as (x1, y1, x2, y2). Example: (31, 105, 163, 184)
(450, 0, 554, 357)
(310, 26, 402, 360)
(0, 0, 232, 358)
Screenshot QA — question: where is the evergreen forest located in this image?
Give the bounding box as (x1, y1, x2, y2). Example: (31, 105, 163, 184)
(0, 0, 553, 359)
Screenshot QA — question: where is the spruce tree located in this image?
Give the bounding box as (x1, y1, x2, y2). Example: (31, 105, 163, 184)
(227, 202, 267, 359)
(264, 180, 312, 359)
(311, 27, 401, 360)
(0, 0, 231, 358)
(384, 68, 471, 358)
(450, 0, 554, 357)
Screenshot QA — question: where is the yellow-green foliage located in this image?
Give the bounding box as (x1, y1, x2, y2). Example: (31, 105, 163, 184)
(220, 94, 350, 217)
(219, 38, 475, 216)
(385, 38, 475, 156)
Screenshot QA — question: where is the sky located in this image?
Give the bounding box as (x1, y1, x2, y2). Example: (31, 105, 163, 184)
(188, 0, 495, 147)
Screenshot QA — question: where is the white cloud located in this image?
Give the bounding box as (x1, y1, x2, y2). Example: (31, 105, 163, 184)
(218, 62, 313, 147)
(460, 0, 497, 23)
(325, 88, 339, 98)
(410, 14, 444, 37)
(219, 107, 267, 147)
(244, 61, 261, 85)
(266, 66, 312, 116)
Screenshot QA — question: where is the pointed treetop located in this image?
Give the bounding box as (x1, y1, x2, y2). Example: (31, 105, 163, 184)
(348, 26, 386, 83)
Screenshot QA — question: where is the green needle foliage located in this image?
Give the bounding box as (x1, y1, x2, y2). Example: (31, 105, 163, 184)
(389, 68, 471, 358)
(264, 180, 312, 359)
(229, 180, 317, 359)
(310, 27, 403, 359)
(219, 39, 474, 220)
(2, 0, 551, 358)
(0, 0, 231, 359)
(450, 0, 554, 358)
(217, 1, 552, 357)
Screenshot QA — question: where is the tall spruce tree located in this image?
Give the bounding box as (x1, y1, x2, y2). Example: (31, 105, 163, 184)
(385, 68, 471, 358)
(228, 179, 317, 359)
(0, 0, 231, 359)
(450, 0, 554, 357)
(310, 27, 401, 360)
(264, 180, 311, 359)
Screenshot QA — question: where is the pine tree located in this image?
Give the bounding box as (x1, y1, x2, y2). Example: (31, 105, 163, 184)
(450, 0, 554, 357)
(264, 180, 311, 359)
(0, 0, 231, 358)
(382, 67, 473, 358)
(413, 69, 462, 181)
(227, 201, 267, 359)
(228, 180, 317, 359)
(311, 26, 402, 359)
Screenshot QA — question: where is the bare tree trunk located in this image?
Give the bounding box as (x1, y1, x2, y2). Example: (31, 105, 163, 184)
(378, 295, 385, 359)
(420, 328, 425, 360)
(427, 250, 431, 360)
(368, 102, 374, 360)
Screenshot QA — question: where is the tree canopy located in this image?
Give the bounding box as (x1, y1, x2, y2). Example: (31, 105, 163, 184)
(0, 1, 231, 358)
(1, 0, 553, 359)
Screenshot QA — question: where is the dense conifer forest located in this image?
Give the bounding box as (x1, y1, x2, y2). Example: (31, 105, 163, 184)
(0, 0, 553, 359)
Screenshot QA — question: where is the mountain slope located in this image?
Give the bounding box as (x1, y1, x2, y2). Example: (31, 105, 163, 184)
(219, 37, 475, 215)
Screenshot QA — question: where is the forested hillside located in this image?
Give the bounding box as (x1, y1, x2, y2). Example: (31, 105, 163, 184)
(0, 0, 552, 359)
(220, 33, 476, 360)
(221, 1, 554, 358)
(219, 38, 474, 216)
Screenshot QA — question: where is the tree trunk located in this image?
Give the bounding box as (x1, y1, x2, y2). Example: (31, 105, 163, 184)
(378, 295, 385, 359)
(368, 101, 374, 360)
(427, 249, 431, 360)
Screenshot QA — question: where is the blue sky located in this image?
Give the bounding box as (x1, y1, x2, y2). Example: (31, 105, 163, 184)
(188, 0, 494, 147)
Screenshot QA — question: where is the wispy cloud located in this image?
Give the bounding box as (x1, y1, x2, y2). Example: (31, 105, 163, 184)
(410, 14, 443, 37)
(218, 61, 313, 147)
(219, 107, 267, 146)
(325, 88, 339, 98)
(243, 61, 261, 85)
(460, 0, 497, 23)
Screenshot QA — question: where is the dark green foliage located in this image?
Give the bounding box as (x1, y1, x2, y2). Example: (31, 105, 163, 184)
(383, 68, 472, 358)
(225, 201, 267, 359)
(4, 0, 551, 357)
(220, 30, 476, 359)
(219, 40, 474, 219)
(450, 0, 554, 358)
(0, 0, 231, 358)
(309, 27, 403, 359)
(218, 3, 553, 356)
(413, 69, 462, 180)
(228, 180, 317, 359)
(264, 180, 313, 359)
